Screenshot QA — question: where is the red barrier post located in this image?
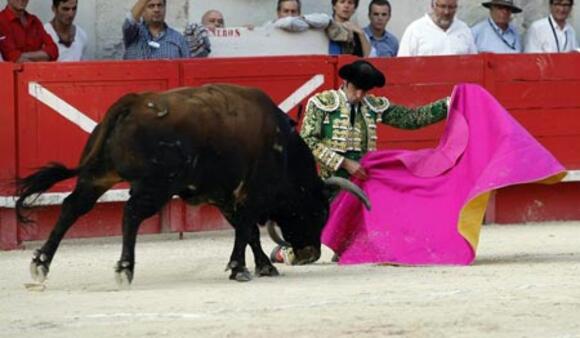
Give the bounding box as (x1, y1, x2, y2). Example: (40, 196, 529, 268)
(0, 63, 20, 250)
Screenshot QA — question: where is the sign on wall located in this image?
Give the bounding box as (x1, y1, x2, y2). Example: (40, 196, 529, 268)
(209, 26, 329, 57)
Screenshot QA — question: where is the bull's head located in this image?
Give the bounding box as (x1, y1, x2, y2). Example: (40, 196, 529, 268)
(268, 176, 370, 265)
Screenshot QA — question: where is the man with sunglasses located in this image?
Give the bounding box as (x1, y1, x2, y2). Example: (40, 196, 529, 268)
(398, 0, 476, 56)
(472, 0, 523, 54)
(525, 0, 578, 53)
(364, 0, 399, 57)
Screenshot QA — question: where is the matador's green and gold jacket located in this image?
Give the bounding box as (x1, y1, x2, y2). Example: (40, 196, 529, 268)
(300, 89, 449, 178)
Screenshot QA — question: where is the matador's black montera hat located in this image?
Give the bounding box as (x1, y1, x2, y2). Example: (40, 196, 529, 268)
(338, 60, 386, 90)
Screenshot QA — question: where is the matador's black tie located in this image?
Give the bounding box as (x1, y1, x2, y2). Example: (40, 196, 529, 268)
(350, 104, 357, 126)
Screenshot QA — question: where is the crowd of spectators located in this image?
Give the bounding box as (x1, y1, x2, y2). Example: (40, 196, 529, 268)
(0, 0, 578, 62)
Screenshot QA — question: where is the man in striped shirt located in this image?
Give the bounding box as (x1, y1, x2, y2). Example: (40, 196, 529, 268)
(123, 0, 189, 60)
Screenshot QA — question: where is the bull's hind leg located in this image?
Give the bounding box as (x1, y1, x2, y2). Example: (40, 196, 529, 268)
(115, 182, 172, 287)
(248, 225, 279, 277)
(30, 178, 114, 283)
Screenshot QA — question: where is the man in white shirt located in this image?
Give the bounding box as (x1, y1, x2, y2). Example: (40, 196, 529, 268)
(44, 0, 87, 61)
(525, 0, 578, 53)
(398, 0, 477, 56)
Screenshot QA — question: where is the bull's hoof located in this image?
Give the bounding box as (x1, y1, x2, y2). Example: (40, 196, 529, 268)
(114, 261, 134, 288)
(255, 264, 279, 277)
(229, 268, 252, 282)
(331, 253, 340, 263)
(30, 250, 50, 283)
(226, 261, 252, 282)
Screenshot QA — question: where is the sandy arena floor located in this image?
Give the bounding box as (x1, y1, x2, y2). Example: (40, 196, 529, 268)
(1, 222, 579, 338)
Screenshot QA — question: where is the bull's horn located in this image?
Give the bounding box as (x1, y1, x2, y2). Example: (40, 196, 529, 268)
(266, 220, 290, 246)
(324, 176, 371, 210)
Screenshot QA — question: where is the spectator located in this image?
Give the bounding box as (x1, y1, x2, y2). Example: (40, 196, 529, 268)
(472, 0, 522, 54)
(201, 9, 225, 29)
(525, 0, 578, 53)
(0, 0, 59, 62)
(277, 0, 300, 18)
(364, 0, 399, 57)
(123, 0, 189, 60)
(327, 0, 372, 57)
(44, 0, 88, 61)
(268, 0, 330, 32)
(398, 0, 477, 56)
(182, 10, 220, 58)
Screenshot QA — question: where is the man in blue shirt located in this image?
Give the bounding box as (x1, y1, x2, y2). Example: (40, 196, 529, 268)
(363, 0, 399, 57)
(472, 0, 523, 54)
(123, 0, 190, 60)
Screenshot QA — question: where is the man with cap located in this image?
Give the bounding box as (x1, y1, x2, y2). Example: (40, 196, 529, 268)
(300, 60, 449, 181)
(472, 0, 523, 53)
(270, 60, 449, 264)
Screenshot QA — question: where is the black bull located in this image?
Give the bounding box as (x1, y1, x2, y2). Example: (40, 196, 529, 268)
(16, 84, 369, 284)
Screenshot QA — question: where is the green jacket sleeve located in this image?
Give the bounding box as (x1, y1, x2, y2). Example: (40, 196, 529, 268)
(381, 97, 449, 130)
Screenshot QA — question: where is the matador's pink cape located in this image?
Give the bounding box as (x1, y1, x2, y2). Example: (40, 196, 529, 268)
(321, 84, 566, 265)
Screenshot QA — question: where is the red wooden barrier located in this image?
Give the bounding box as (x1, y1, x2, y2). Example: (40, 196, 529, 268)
(15, 60, 182, 241)
(1, 54, 579, 250)
(482, 53, 580, 223)
(0, 63, 19, 250)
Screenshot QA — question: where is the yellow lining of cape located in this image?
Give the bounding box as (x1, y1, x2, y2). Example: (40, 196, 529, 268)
(458, 171, 568, 252)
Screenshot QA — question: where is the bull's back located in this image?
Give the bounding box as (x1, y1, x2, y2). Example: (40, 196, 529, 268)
(109, 84, 287, 177)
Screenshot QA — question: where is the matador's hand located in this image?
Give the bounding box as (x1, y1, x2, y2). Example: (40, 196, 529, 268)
(341, 158, 368, 181)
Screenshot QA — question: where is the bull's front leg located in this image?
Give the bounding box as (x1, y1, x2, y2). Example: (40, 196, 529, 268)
(226, 226, 253, 282)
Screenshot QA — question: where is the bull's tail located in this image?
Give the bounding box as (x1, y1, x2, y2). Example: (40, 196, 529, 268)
(15, 163, 79, 223)
(15, 93, 139, 223)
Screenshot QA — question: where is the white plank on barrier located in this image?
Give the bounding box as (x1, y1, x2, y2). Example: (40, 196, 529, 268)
(2, 171, 579, 208)
(0, 189, 130, 209)
(562, 170, 580, 182)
